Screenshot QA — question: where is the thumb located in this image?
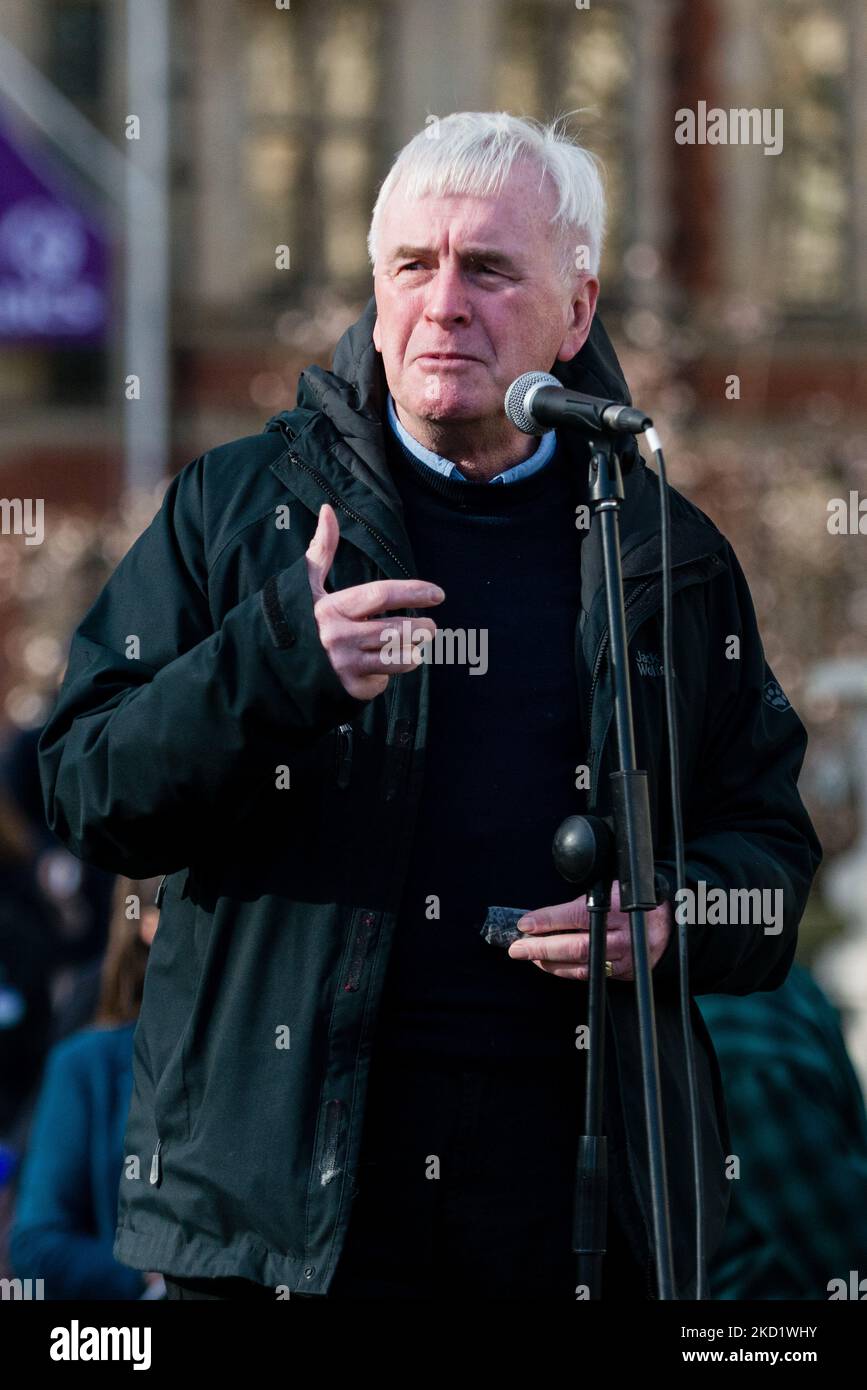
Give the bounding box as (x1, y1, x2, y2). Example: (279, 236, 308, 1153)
(305, 504, 340, 600)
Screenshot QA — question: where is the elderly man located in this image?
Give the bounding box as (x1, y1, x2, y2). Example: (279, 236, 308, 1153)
(39, 112, 821, 1301)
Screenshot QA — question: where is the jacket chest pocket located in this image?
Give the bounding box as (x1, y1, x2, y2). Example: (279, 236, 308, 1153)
(333, 712, 399, 796)
(269, 723, 355, 796)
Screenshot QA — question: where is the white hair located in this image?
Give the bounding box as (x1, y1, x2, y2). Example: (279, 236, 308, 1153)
(367, 111, 607, 281)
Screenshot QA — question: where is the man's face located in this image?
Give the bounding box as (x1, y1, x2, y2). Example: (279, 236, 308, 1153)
(372, 160, 599, 448)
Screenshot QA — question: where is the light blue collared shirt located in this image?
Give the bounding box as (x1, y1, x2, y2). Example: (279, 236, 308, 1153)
(386, 393, 556, 484)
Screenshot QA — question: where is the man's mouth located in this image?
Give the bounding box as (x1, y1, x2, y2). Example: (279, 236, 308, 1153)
(415, 352, 482, 364)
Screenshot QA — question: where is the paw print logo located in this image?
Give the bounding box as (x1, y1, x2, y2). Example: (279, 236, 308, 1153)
(763, 680, 791, 711)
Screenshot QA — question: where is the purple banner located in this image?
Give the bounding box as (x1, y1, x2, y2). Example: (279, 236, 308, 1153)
(0, 115, 111, 343)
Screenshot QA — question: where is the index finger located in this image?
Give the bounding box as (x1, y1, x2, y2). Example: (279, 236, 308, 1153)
(334, 578, 445, 621)
(517, 900, 589, 933)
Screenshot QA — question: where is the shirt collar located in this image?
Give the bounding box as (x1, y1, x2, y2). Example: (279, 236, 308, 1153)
(385, 392, 556, 484)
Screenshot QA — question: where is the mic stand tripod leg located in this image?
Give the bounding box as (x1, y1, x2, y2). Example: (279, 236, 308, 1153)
(574, 877, 609, 1299)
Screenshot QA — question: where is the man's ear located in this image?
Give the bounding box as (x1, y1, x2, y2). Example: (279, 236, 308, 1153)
(372, 314, 381, 352)
(556, 276, 599, 362)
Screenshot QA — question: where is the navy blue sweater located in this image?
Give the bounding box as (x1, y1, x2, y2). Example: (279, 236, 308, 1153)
(375, 425, 590, 1060)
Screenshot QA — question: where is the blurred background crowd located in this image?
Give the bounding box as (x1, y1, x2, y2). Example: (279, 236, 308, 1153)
(0, 0, 865, 1300)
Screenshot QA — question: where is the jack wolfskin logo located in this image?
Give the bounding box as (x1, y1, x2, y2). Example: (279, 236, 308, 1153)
(763, 680, 791, 711)
(636, 651, 664, 677)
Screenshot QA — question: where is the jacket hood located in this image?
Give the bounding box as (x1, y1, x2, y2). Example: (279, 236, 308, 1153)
(265, 293, 636, 467)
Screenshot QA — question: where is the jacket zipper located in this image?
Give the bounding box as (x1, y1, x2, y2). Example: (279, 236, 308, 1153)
(149, 873, 169, 1190)
(319, 1099, 344, 1186)
(149, 1138, 162, 1186)
(335, 723, 353, 788)
(586, 578, 653, 744)
(343, 910, 379, 992)
(283, 440, 412, 580)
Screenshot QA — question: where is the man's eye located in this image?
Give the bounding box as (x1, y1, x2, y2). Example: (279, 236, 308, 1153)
(398, 262, 423, 273)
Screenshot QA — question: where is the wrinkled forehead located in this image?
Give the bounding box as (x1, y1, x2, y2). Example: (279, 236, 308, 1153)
(376, 160, 562, 261)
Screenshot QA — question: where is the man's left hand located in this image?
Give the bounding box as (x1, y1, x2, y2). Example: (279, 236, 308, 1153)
(507, 880, 673, 981)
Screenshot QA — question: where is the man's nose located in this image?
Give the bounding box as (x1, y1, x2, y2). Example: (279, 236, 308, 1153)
(423, 262, 471, 326)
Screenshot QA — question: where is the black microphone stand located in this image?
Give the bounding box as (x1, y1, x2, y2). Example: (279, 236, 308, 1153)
(553, 430, 676, 1300)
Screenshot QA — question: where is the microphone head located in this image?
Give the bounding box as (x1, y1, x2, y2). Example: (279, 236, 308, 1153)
(504, 371, 560, 436)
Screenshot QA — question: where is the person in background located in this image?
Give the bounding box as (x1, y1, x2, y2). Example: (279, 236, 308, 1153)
(698, 962, 867, 1300)
(9, 875, 163, 1300)
(0, 790, 57, 1141)
(0, 790, 60, 1278)
(1, 724, 116, 1006)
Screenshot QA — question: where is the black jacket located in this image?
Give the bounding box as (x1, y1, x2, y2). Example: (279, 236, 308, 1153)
(38, 298, 822, 1297)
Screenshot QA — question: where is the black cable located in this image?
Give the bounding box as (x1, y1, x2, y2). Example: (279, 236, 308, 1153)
(649, 434, 706, 1300)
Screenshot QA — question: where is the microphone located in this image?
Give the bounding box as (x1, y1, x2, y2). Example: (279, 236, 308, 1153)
(505, 371, 652, 437)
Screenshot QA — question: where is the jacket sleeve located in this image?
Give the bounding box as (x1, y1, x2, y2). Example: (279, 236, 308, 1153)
(653, 540, 822, 994)
(38, 456, 369, 878)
